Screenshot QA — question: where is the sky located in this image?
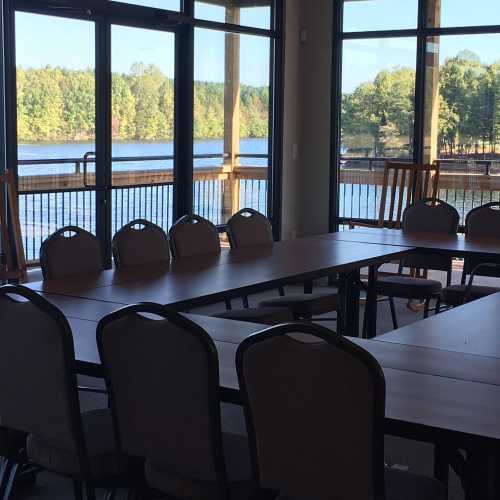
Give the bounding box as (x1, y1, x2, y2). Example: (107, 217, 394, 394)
(15, 0, 500, 91)
(15, 2, 271, 87)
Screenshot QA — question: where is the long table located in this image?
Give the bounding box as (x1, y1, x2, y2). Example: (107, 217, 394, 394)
(26, 232, 500, 497)
(29, 235, 411, 338)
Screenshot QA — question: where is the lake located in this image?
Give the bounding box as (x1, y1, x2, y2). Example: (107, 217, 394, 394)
(17, 137, 269, 176)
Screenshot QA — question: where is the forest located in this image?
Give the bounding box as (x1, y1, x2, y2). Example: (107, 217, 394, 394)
(16, 62, 269, 142)
(341, 50, 500, 158)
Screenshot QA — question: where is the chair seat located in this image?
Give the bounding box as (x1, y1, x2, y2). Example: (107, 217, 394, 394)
(27, 409, 135, 479)
(145, 432, 254, 500)
(377, 276, 442, 300)
(213, 307, 293, 325)
(386, 467, 444, 500)
(258, 291, 339, 318)
(441, 284, 500, 306)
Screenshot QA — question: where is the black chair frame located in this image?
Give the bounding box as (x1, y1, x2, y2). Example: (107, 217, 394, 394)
(236, 322, 387, 499)
(96, 302, 232, 500)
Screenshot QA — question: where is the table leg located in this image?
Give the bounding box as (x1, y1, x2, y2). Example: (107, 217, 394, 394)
(344, 270, 360, 337)
(366, 265, 379, 339)
(465, 445, 499, 500)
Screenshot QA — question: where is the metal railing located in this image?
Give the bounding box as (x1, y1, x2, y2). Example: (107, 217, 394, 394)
(339, 156, 500, 228)
(17, 153, 268, 261)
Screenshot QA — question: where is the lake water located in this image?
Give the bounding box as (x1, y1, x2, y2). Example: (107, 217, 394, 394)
(18, 137, 269, 176)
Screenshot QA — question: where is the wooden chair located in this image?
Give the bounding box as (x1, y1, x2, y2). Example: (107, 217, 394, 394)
(236, 322, 444, 500)
(0, 171, 27, 282)
(350, 161, 440, 229)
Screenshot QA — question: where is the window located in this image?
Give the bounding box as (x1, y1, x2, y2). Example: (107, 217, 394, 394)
(193, 27, 271, 225)
(334, 0, 500, 228)
(114, 0, 180, 10)
(343, 0, 418, 32)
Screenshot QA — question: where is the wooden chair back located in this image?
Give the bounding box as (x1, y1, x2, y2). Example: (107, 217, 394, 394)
(0, 171, 27, 282)
(376, 161, 440, 229)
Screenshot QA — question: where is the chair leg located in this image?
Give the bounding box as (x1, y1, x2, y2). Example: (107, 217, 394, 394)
(423, 298, 431, 319)
(84, 482, 96, 500)
(2, 462, 18, 500)
(434, 445, 449, 500)
(388, 297, 398, 329)
(224, 300, 232, 311)
(435, 297, 442, 315)
(278, 286, 285, 297)
(242, 296, 249, 309)
(73, 480, 84, 500)
(103, 489, 117, 500)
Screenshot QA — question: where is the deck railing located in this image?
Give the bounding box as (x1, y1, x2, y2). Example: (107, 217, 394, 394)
(339, 156, 500, 227)
(17, 153, 268, 261)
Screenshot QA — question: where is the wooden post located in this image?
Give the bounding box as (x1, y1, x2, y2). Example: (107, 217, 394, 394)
(222, 4, 241, 221)
(424, 0, 441, 164)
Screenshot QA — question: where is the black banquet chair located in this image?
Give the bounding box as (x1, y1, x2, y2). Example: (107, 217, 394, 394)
(0, 284, 138, 500)
(97, 303, 255, 500)
(169, 214, 293, 325)
(40, 226, 103, 280)
(375, 199, 459, 329)
(112, 219, 170, 269)
(227, 208, 339, 321)
(236, 322, 445, 500)
(441, 202, 500, 308)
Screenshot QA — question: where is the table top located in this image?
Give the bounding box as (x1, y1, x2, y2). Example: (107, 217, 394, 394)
(28, 236, 409, 308)
(35, 290, 500, 443)
(329, 227, 500, 257)
(378, 292, 500, 358)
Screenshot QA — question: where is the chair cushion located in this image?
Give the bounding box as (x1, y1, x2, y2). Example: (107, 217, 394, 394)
(27, 409, 134, 479)
(441, 284, 500, 306)
(377, 276, 442, 300)
(145, 432, 254, 500)
(386, 468, 444, 500)
(258, 292, 339, 317)
(213, 307, 293, 325)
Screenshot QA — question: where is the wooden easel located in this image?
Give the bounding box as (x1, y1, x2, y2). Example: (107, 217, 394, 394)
(0, 170, 27, 282)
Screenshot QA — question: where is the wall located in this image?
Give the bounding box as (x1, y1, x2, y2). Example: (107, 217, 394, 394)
(281, 0, 333, 239)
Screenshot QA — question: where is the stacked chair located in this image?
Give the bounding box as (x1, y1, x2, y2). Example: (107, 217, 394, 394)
(227, 208, 339, 320)
(169, 214, 293, 325)
(0, 285, 138, 500)
(374, 199, 459, 329)
(236, 322, 445, 500)
(440, 202, 500, 308)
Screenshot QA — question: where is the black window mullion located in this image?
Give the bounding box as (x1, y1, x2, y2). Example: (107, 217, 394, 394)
(95, 19, 112, 267)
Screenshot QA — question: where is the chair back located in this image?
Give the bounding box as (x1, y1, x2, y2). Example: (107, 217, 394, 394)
(112, 219, 169, 269)
(236, 323, 386, 500)
(377, 161, 440, 229)
(40, 226, 103, 280)
(227, 209, 273, 249)
(97, 304, 227, 490)
(169, 215, 221, 259)
(462, 203, 500, 280)
(0, 285, 87, 466)
(401, 198, 459, 273)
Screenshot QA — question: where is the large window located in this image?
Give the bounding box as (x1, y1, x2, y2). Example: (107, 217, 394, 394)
(193, 27, 270, 225)
(8, 0, 281, 264)
(335, 0, 500, 228)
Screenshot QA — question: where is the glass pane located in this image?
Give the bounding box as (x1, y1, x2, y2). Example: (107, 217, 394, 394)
(423, 34, 500, 225)
(343, 0, 418, 32)
(195, 1, 271, 30)
(115, 0, 180, 10)
(194, 28, 270, 225)
(16, 12, 96, 261)
(427, 0, 500, 28)
(111, 25, 175, 233)
(340, 37, 416, 221)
